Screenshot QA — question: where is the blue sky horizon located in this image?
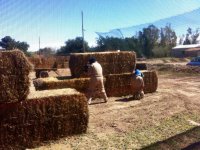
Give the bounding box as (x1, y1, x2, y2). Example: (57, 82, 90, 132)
(1, 0, 200, 51)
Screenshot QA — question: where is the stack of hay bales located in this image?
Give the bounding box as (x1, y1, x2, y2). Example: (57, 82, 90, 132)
(0, 89, 88, 148)
(35, 51, 158, 97)
(69, 51, 136, 78)
(0, 50, 89, 149)
(34, 71, 157, 97)
(69, 51, 157, 97)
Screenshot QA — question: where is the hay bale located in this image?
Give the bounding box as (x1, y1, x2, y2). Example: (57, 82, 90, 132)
(34, 71, 157, 97)
(33, 77, 90, 92)
(0, 50, 32, 103)
(0, 88, 88, 149)
(28, 56, 69, 69)
(143, 71, 158, 93)
(69, 51, 136, 78)
(105, 71, 158, 97)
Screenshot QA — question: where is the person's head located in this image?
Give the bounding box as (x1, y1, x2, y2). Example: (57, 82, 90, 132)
(88, 57, 96, 64)
(134, 69, 142, 77)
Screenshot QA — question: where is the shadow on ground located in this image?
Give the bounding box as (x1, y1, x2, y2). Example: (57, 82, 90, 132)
(141, 126, 200, 150)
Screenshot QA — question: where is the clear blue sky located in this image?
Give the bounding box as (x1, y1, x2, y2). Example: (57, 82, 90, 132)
(1, 0, 200, 51)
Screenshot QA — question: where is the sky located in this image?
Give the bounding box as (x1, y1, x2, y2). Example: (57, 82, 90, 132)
(1, 0, 200, 51)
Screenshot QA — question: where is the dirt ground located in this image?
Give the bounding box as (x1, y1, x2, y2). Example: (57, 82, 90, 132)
(29, 68, 200, 150)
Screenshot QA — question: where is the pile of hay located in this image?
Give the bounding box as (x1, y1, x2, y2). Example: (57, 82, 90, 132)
(0, 50, 32, 103)
(0, 88, 89, 149)
(105, 71, 158, 97)
(69, 51, 136, 78)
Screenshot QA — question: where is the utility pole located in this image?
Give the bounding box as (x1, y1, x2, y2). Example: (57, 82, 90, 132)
(39, 36, 40, 55)
(82, 11, 85, 52)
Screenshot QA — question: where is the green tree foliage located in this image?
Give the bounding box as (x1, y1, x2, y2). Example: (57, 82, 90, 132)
(0, 36, 16, 50)
(97, 37, 126, 51)
(183, 27, 192, 45)
(0, 36, 29, 53)
(138, 25, 160, 57)
(183, 27, 200, 44)
(155, 24, 177, 57)
(16, 41, 29, 53)
(57, 37, 89, 55)
(96, 36, 142, 57)
(192, 28, 200, 44)
(38, 47, 56, 56)
(95, 24, 177, 58)
(160, 24, 177, 47)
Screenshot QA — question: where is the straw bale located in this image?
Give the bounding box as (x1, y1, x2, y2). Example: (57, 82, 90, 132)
(105, 71, 158, 97)
(143, 71, 158, 93)
(28, 56, 69, 69)
(0, 88, 88, 149)
(0, 50, 32, 103)
(33, 71, 157, 97)
(69, 51, 136, 78)
(33, 77, 90, 92)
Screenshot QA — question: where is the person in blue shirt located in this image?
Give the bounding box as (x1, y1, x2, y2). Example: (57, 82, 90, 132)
(131, 69, 144, 100)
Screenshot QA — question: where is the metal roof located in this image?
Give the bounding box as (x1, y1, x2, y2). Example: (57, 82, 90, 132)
(173, 44, 200, 49)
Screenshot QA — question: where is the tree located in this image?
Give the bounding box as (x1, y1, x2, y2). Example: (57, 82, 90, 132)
(96, 37, 128, 51)
(57, 37, 89, 55)
(16, 41, 29, 53)
(96, 36, 142, 56)
(149, 24, 177, 57)
(192, 28, 200, 44)
(182, 27, 200, 45)
(0, 36, 16, 50)
(160, 24, 177, 47)
(184, 27, 200, 44)
(0, 36, 29, 53)
(138, 25, 160, 57)
(38, 47, 56, 56)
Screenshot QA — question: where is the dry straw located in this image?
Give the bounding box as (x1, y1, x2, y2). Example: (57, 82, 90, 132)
(105, 70, 158, 97)
(33, 77, 90, 92)
(0, 50, 32, 103)
(0, 88, 89, 149)
(69, 51, 136, 78)
(28, 56, 69, 69)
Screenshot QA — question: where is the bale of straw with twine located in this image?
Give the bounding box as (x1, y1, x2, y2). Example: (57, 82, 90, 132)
(0, 50, 32, 103)
(69, 51, 136, 78)
(0, 88, 89, 149)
